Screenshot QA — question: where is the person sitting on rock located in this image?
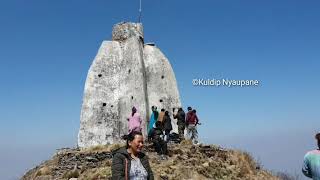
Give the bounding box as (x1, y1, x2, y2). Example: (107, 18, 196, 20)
(148, 121, 168, 158)
(302, 133, 320, 180)
(112, 131, 154, 180)
(128, 106, 142, 133)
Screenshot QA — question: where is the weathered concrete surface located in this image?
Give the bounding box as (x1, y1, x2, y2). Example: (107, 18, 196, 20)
(78, 22, 181, 148)
(112, 22, 143, 41)
(78, 41, 123, 147)
(144, 45, 181, 133)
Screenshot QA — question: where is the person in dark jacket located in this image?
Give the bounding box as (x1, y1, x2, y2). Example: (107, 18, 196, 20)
(112, 131, 154, 180)
(162, 111, 172, 142)
(148, 121, 168, 156)
(173, 107, 186, 140)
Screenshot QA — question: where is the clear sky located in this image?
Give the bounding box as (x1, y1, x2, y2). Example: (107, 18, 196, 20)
(0, 0, 319, 179)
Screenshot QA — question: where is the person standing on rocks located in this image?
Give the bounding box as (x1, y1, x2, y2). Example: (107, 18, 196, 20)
(302, 133, 320, 180)
(148, 106, 158, 134)
(173, 107, 186, 140)
(153, 106, 159, 124)
(128, 106, 142, 133)
(186, 108, 200, 144)
(112, 131, 154, 180)
(158, 108, 165, 123)
(163, 111, 173, 142)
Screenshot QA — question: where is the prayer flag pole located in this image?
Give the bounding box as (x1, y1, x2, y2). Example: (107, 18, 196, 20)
(138, 0, 142, 22)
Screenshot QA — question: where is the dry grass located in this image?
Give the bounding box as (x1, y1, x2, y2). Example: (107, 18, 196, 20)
(79, 167, 112, 180)
(180, 139, 193, 146)
(238, 151, 257, 176)
(23, 142, 280, 180)
(274, 171, 301, 180)
(63, 169, 80, 179)
(82, 143, 125, 153)
(243, 151, 257, 169)
(34, 166, 51, 178)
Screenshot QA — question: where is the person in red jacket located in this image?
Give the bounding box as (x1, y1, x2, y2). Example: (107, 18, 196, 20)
(186, 107, 200, 144)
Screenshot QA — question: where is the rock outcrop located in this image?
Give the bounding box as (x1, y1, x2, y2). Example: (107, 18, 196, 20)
(78, 22, 181, 148)
(21, 141, 279, 180)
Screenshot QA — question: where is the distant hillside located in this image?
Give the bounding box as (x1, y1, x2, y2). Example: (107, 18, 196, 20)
(22, 140, 279, 180)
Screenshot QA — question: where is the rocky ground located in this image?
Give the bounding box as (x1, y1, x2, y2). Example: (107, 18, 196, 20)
(22, 140, 279, 180)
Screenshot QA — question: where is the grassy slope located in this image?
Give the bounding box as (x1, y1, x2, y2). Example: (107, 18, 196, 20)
(22, 141, 279, 180)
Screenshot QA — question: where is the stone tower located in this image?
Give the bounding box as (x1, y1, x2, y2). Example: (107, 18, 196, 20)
(78, 22, 181, 148)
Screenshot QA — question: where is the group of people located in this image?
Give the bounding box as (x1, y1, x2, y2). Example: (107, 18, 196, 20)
(126, 105, 201, 145)
(147, 106, 201, 157)
(113, 106, 320, 180)
(111, 105, 201, 179)
(148, 106, 200, 142)
(148, 107, 173, 143)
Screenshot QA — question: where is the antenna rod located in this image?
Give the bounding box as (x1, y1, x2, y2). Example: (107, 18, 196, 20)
(138, 0, 142, 22)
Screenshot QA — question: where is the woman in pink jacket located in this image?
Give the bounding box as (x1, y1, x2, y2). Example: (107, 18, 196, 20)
(128, 106, 142, 133)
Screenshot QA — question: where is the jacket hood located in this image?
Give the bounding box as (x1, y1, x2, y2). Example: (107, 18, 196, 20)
(112, 146, 128, 156)
(112, 146, 146, 159)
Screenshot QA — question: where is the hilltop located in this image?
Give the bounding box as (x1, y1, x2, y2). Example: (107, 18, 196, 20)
(22, 140, 279, 180)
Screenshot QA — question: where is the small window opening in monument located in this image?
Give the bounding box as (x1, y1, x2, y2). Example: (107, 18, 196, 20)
(98, 74, 102, 77)
(139, 36, 144, 43)
(161, 75, 164, 79)
(131, 96, 134, 100)
(159, 99, 163, 103)
(111, 105, 113, 108)
(128, 69, 131, 74)
(102, 103, 106, 106)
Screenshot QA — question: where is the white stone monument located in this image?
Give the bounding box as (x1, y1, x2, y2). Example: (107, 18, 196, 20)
(78, 22, 181, 148)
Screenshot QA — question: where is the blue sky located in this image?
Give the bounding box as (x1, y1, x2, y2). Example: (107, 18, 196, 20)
(0, 0, 319, 179)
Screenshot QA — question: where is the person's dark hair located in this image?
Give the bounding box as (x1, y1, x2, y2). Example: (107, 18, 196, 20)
(178, 107, 183, 112)
(165, 111, 169, 116)
(151, 106, 155, 109)
(315, 133, 320, 140)
(123, 131, 143, 149)
(161, 108, 165, 112)
(192, 109, 197, 113)
(155, 121, 161, 128)
(132, 106, 137, 117)
(187, 107, 192, 111)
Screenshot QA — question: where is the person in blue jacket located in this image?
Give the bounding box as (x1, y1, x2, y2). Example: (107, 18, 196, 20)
(302, 133, 320, 180)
